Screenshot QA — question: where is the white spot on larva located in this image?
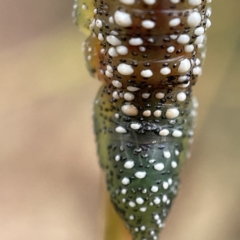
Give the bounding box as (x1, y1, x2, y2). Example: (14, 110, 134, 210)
(166, 108, 179, 119)
(167, 46, 175, 53)
(81, 4, 87, 10)
(160, 67, 171, 75)
(116, 126, 127, 133)
(163, 182, 169, 189)
(195, 58, 201, 66)
(129, 215, 134, 220)
(194, 27, 204, 36)
(121, 188, 127, 194)
(155, 92, 165, 99)
(116, 45, 128, 55)
(162, 195, 168, 202)
(169, 18, 181, 27)
(124, 160, 135, 169)
(141, 69, 153, 78)
(178, 76, 188, 82)
(194, 35, 204, 45)
(153, 197, 161, 205)
(140, 207, 147, 212)
(107, 65, 113, 72)
(127, 86, 140, 92)
(142, 189, 147, 194)
(172, 130, 183, 137)
(142, 20, 155, 29)
(87, 55, 92, 61)
(177, 34, 190, 44)
(109, 16, 114, 24)
(115, 155, 121, 161)
(105, 70, 113, 77)
(163, 151, 171, 159)
(206, 19, 211, 28)
(89, 20, 95, 29)
(179, 81, 190, 88)
(112, 80, 122, 88)
(143, 110, 151, 117)
(170, 34, 178, 40)
(134, 171, 147, 179)
(171, 161, 177, 168)
(114, 10, 132, 27)
(206, 8, 212, 17)
(108, 47, 118, 57)
(122, 177, 130, 185)
(193, 66, 202, 75)
(120, 0, 135, 5)
(129, 201, 136, 207)
(136, 197, 144, 205)
(130, 123, 141, 130)
(184, 44, 194, 53)
(140, 226, 146, 231)
(110, 31, 118, 36)
(149, 159, 155, 163)
(142, 93, 150, 99)
(139, 46, 146, 52)
(143, 0, 156, 5)
(106, 35, 122, 46)
(129, 38, 143, 46)
(121, 104, 138, 116)
(148, 38, 155, 43)
(96, 19, 103, 28)
(154, 163, 164, 171)
(117, 63, 134, 75)
(178, 59, 191, 73)
(151, 186, 159, 192)
(124, 92, 135, 101)
(153, 110, 162, 117)
(188, 0, 201, 6)
(98, 33, 104, 41)
(187, 12, 201, 28)
(177, 92, 187, 102)
(159, 129, 169, 136)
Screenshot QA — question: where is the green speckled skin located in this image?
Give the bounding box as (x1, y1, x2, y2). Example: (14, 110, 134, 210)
(93, 84, 197, 240)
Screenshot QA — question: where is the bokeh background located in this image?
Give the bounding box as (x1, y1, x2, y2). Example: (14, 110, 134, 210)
(0, 1, 240, 239)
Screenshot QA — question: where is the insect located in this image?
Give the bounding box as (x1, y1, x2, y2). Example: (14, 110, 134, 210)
(74, 0, 212, 239)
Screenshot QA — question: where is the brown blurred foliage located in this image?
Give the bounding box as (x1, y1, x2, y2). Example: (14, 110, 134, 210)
(0, 1, 240, 240)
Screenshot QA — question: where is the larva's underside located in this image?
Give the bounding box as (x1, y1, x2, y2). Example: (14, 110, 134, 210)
(74, 0, 211, 239)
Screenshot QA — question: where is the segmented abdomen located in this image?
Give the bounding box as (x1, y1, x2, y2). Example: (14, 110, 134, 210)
(76, 0, 211, 239)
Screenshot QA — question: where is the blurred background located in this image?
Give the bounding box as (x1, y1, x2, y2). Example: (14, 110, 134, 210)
(0, 0, 240, 239)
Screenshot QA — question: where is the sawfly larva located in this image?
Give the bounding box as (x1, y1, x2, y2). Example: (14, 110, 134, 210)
(73, 0, 212, 239)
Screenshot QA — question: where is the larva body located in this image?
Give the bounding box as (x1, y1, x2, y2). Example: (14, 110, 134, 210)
(74, 0, 211, 239)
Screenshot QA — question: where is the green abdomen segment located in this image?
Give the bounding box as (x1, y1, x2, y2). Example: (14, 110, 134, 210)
(94, 85, 197, 240)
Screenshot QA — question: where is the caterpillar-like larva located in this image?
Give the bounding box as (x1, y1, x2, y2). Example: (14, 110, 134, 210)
(74, 0, 211, 239)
